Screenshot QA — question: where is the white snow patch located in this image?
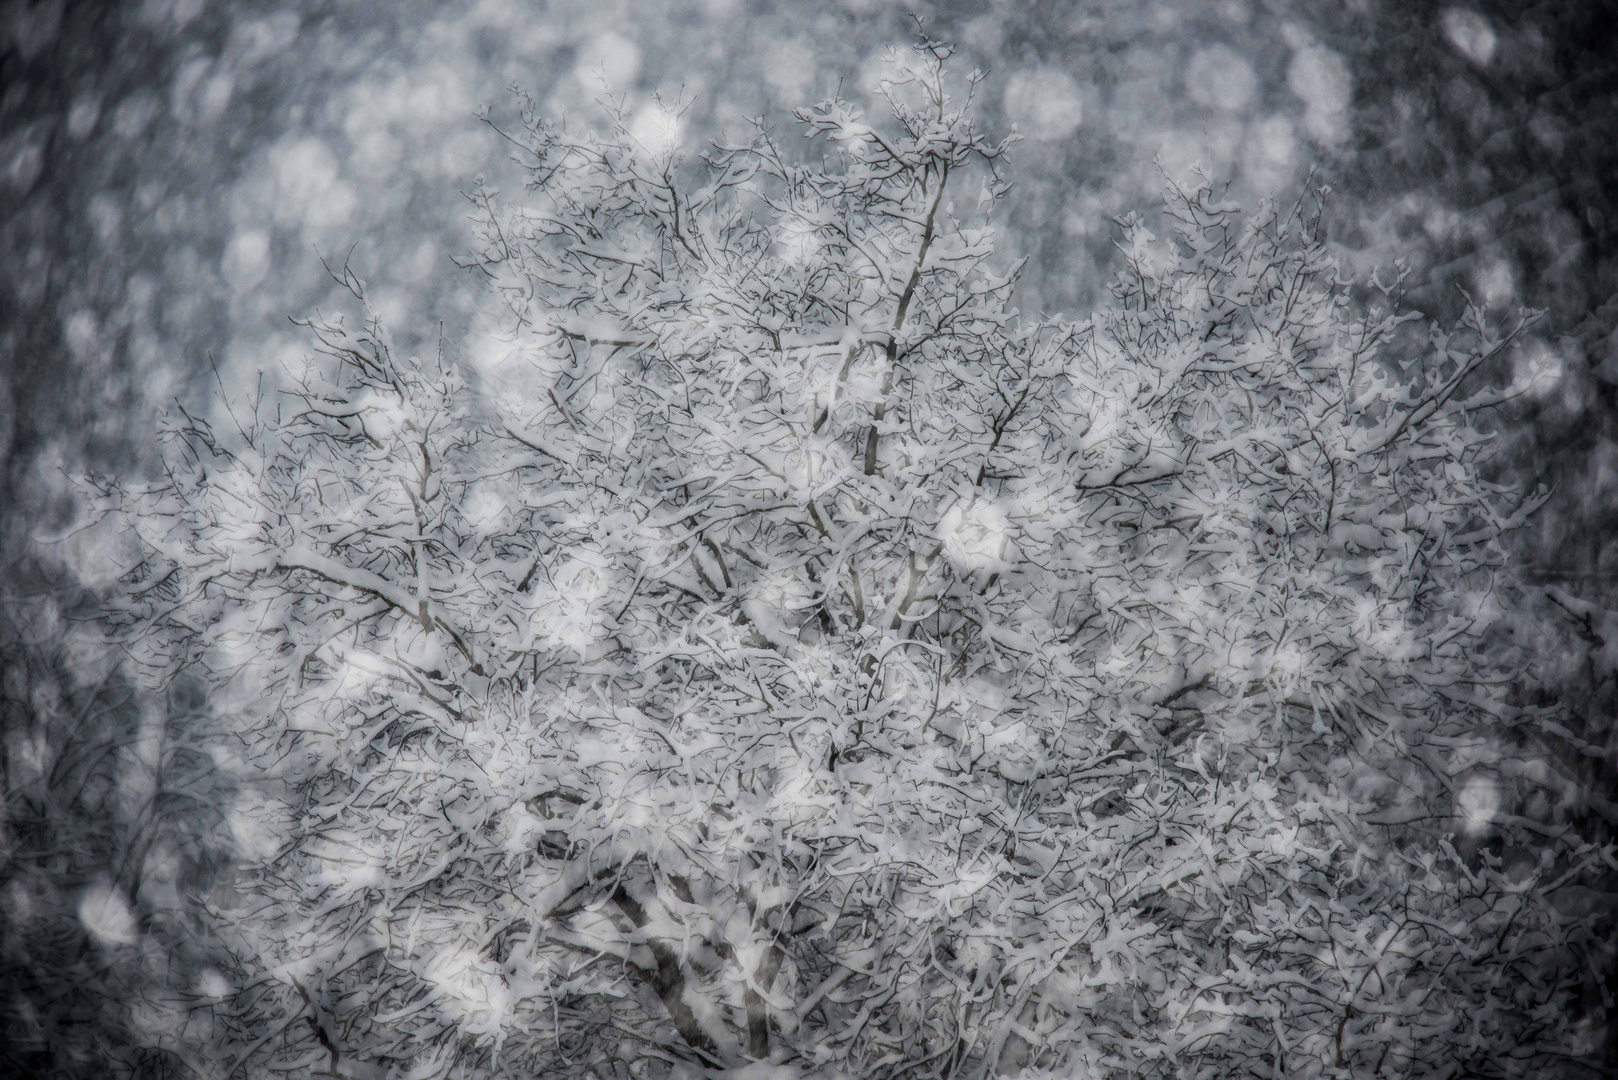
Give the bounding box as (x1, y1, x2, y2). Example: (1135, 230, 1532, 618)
(1456, 776, 1500, 835)
(222, 229, 271, 290)
(763, 39, 816, 102)
(1286, 45, 1352, 146)
(66, 94, 100, 139)
(80, 879, 139, 946)
(939, 500, 1015, 574)
(1186, 45, 1257, 113)
(268, 137, 355, 240)
(1003, 67, 1085, 141)
(1243, 115, 1297, 192)
(575, 31, 641, 91)
(629, 100, 681, 157)
(1441, 8, 1497, 67)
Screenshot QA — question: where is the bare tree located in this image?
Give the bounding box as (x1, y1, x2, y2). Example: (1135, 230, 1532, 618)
(89, 37, 1605, 1080)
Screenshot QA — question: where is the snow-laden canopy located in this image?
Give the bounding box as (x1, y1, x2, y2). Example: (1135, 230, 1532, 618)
(94, 38, 1599, 1080)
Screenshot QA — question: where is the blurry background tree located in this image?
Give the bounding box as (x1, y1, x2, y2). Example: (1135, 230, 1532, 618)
(84, 41, 1612, 1078)
(1307, 0, 1618, 578)
(1, 566, 235, 1079)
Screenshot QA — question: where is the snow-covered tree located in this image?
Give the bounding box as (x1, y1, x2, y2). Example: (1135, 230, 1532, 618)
(91, 38, 1607, 1080)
